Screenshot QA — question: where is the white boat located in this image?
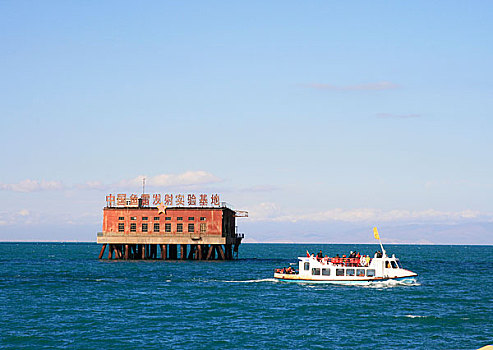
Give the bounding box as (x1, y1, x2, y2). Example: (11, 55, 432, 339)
(273, 228, 418, 285)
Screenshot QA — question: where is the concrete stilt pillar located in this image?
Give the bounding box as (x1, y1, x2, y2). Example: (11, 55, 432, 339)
(99, 244, 107, 259)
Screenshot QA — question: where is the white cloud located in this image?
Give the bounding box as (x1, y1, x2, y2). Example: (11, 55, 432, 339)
(77, 181, 106, 190)
(0, 179, 64, 192)
(253, 208, 491, 224)
(304, 81, 399, 91)
(117, 171, 222, 188)
(248, 202, 282, 220)
(18, 209, 30, 216)
(0, 171, 222, 193)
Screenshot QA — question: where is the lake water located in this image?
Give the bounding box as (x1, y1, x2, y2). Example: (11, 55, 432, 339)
(0, 243, 491, 349)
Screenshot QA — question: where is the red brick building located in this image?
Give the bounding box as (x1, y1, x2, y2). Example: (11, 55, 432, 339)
(97, 195, 247, 260)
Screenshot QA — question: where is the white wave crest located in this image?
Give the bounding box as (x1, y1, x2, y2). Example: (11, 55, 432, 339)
(363, 279, 420, 289)
(405, 315, 429, 318)
(222, 278, 278, 283)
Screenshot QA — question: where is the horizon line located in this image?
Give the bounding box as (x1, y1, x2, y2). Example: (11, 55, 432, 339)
(0, 240, 491, 246)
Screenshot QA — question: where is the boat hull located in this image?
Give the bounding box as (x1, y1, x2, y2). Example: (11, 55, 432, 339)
(274, 273, 418, 285)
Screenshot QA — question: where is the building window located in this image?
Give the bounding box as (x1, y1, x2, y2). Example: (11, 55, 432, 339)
(131, 217, 136, 220)
(322, 268, 330, 276)
(346, 269, 355, 276)
(188, 217, 194, 221)
(154, 217, 160, 221)
(118, 223, 124, 232)
(200, 217, 206, 221)
(336, 269, 344, 276)
(188, 223, 194, 233)
(177, 217, 183, 221)
(142, 223, 148, 232)
(165, 217, 171, 221)
(142, 217, 148, 221)
(130, 223, 136, 232)
(118, 217, 124, 220)
(304, 262, 310, 271)
(367, 269, 375, 277)
(312, 268, 321, 275)
(165, 223, 171, 232)
(177, 223, 183, 233)
(154, 223, 160, 232)
(356, 269, 365, 277)
(200, 223, 206, 233)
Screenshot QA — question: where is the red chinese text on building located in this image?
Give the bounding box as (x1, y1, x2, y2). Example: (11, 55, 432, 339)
(211, 194, 220, 206)
(141, 194, 150, 207)
(117, 194, 126, 206)
(152, 194, 161, 205)
(188, 194, 196, 206)
(130, 194, 138, 206)
(106, 194, 115, 207)
(176, 194, 185, 206)
(199, 194, 208, 206)
(164, 194, 173, 206)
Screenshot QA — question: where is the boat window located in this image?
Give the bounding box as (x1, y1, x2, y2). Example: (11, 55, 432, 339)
(312, 268, 320, 275)
(356, 269, 365, 277)
(367, 269, 375, 277)
(304, 262, 310, 271)
(322, 268, 330, 276)
(346, 269, 355, 276)
(336, 269, 344, 276)
(396, 260, 402, 268)
(385, 261, 391, 268)
(391, 261, 398, 268)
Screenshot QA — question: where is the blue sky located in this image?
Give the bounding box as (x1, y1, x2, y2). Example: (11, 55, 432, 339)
(1, 1, 492, 243)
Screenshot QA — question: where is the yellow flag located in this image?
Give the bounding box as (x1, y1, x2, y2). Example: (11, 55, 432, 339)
(373, 227, 380, 240)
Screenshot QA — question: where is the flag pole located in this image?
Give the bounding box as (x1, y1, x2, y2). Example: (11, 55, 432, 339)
(373, 227, 387, 257)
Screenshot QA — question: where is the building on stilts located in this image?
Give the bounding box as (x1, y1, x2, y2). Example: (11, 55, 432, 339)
(97, 192, 247, 260)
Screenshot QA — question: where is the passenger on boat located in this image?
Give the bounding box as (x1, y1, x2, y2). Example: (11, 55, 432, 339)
(317, 250, 323, 260)
(366, 255, 371, 266)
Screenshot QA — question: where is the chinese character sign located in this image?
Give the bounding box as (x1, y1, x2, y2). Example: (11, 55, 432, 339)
(107, 193, 223, 207)
(141, 194, 150, 207)
(199, 194, 208, 206)
(164, 194, 173, 206)
(117, 194, 126, 206)
(152, 194, 161, 205)
(106, 194, 115, 207)
(188, 194, 196, 206)
(211, 194, 220, 206)
(176, 194, 185, 206)
(130, 194, 138, 206)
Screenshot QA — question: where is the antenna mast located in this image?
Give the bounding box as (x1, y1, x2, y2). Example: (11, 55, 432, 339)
(142, 177, 146, 194)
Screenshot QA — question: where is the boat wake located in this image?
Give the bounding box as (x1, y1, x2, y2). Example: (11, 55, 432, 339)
(363, 279, 421, 288)
(222, 278, 278, 283)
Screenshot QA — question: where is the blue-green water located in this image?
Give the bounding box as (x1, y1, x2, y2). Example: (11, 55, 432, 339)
(0, 243, 491, 349)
